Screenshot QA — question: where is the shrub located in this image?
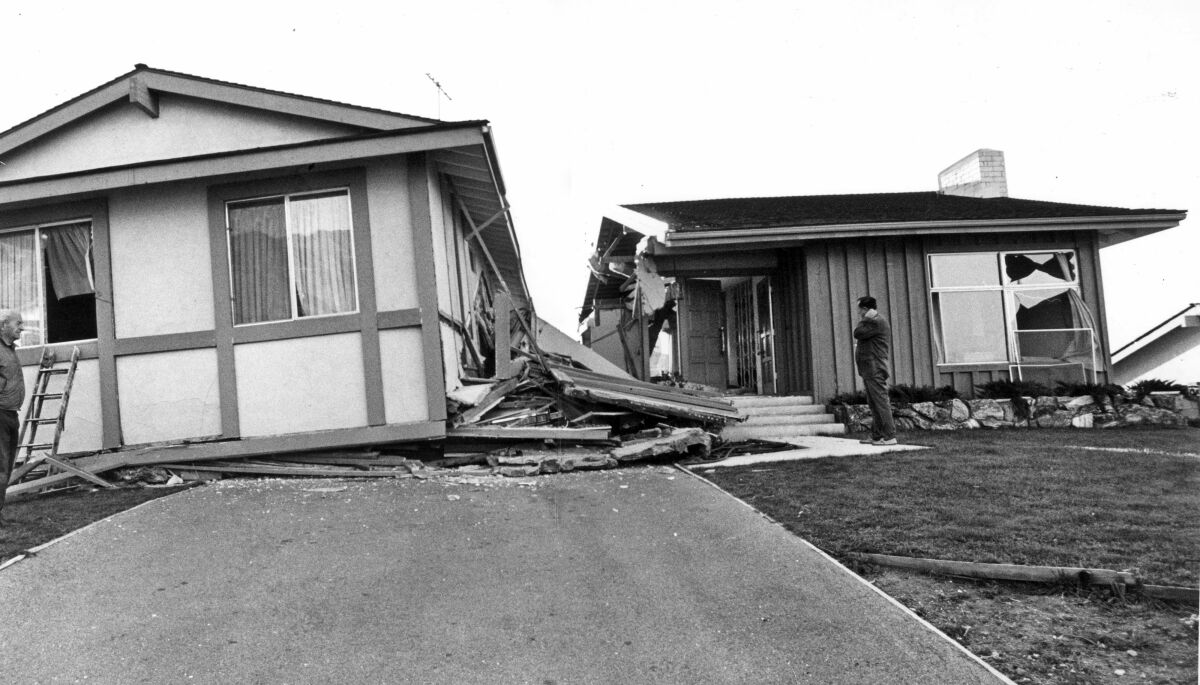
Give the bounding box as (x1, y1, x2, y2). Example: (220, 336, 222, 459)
(1053, 381, 1126, 406)
(889, 384, 961, 404)
(974, 379, 1053, 400)
(827, 391, 868, 406)
(1126, 378, 1187, 401)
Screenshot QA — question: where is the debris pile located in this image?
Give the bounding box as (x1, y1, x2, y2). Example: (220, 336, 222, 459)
(14, 352, 743, 495)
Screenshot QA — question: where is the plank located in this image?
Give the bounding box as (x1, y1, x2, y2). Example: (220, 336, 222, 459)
(854, 553, 1138, 586)
(447, 425, 612, 442)
(549, 366, 737, 411)
(561, 385, 740, 422)
(451, 377, 521, 426)
(156, 463, 415, 478)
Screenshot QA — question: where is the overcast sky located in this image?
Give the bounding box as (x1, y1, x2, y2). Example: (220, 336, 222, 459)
(3, 0, 1196, 346)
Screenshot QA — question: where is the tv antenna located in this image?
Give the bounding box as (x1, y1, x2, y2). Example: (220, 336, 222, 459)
(426, 73, 452, 119)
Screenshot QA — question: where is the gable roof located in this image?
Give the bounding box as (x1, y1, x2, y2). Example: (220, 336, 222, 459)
(580, 218, 645, 322)
(0, 64, 440, 158)
(1112, 303, 1200, 362)
(625, 192, 1187, 249)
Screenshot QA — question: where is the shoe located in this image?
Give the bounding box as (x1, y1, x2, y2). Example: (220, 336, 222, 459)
(871, 438, 898, 446)
(859, 438, 876, 444)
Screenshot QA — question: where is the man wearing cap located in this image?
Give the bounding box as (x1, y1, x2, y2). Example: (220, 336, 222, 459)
(0, 309, 26, 522)
(853, 296, 897, 446)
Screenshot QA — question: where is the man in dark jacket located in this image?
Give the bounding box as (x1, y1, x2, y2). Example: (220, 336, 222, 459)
(853, 296, 897, 446)
(0, 309, 27, 522)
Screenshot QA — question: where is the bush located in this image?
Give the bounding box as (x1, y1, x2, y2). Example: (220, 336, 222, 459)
(975, 379, 1053, 400)
(889, 384, 961, 404)
(827, 385, 960, 407)
(1053, 381, 1125, 406)
(827, 391, 868, 406)
(1126, 378, 1187, 401)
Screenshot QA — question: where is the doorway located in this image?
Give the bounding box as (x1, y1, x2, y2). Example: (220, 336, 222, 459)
(723, 276, 776, 394)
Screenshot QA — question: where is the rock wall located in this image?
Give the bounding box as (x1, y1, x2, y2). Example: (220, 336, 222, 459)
(834, 395, 1191, 432)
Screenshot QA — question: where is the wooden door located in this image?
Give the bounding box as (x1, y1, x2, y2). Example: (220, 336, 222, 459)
(680, 279, 728, 389)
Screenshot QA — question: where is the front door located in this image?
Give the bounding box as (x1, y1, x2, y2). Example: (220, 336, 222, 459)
(755, 276, 776, 394)
(680, 279, 728, 389)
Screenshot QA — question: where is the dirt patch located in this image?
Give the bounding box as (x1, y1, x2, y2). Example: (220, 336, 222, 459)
(865, 569, 1197, 684)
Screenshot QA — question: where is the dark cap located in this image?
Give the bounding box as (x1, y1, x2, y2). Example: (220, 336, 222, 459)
(857, 296, 877, 309)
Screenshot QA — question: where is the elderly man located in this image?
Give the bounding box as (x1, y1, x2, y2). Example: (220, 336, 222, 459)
(853, 296, 897, 446)
(0, 309, 26, 522)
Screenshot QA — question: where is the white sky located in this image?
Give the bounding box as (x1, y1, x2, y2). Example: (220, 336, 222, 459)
(2, 0, 1196, 347)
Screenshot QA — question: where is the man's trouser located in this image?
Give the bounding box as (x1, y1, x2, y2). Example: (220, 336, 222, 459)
(0, 409, 20, 517)
(858, 365, 895, 441)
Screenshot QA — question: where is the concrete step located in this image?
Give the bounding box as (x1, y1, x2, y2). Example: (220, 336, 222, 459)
(741, 413, 838, 426)
(721, 423, 847, 440)
(727, 395, 815, 408)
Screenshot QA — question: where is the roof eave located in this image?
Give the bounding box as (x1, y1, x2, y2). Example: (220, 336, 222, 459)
(658, 214, 1187, 250)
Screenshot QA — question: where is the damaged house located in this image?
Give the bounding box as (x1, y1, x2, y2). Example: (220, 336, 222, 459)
(0, 65, 534, 461)
(582, 150, 1188, 402)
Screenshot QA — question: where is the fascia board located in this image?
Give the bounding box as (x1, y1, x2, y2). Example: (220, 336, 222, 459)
(0, 126, 486, 207)
(661, 215, 1187, 248)
(0, 79, 130, 157)
(138, 71, 431, 131)
(1112, 305, 1200, 362)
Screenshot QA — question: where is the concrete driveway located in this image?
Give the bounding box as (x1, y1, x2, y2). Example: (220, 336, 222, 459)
(0, 466, 1008, 684)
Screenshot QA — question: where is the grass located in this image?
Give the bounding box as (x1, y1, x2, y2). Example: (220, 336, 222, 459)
(700, 427, 1200, 685)
(1, 485, 190, 563)
(703, 428, 1200, 585)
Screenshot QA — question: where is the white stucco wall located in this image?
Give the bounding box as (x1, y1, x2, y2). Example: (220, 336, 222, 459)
(109, 182, 215, 337)
(116, 349, 221, 445)
(20, 358, 103, 455)
(0, 95, 364, 182)
(234, 334, 367, 437)
(378, 328, 430, 423)
(366, 160, 420, 312)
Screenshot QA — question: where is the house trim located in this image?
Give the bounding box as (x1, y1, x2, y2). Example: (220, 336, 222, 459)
(656, 214, 1186, 251)
(0, 123, 489, 207)
(408, 154, 449, 423)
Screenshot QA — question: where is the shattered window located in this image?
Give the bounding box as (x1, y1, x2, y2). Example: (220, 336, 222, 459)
(0, 221, 97, 346)
(928, 250, 1097, 381)
(227, 189, 358, 325)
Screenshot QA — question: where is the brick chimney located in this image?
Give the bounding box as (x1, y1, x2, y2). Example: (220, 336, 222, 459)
(937, 149, 1008, 198)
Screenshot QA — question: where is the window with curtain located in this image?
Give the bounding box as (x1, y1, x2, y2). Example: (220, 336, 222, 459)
(928, 250, 1098, 382)
(227, 189, 358, 325)
(0, 221, 97, 346)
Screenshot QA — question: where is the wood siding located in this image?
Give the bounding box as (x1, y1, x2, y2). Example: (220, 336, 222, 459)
(793, 231, 1110, 403)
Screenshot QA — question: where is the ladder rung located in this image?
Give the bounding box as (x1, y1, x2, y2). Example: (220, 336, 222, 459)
(41, 368, 69, 375)
(32, 393, 64, 399)
(21, 443, 53, 451)
(26, 418, 60, 425)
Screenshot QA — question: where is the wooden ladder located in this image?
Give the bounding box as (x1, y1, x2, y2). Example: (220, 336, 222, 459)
(7, 347, 112, 489)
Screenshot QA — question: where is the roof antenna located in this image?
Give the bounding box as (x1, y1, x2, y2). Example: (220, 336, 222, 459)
(425, 73, 452, 119)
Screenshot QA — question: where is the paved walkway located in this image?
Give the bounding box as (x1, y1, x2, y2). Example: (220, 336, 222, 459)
(697, 434, 927, 469)
(0, 467, 1007, 684)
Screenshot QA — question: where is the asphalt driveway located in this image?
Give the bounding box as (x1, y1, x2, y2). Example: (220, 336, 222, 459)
(0, 466, 1007, 684)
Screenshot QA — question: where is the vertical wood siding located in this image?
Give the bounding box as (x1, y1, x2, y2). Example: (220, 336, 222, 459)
(796, 230, 1109, 403)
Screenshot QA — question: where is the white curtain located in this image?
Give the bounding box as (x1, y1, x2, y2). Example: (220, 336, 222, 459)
(289, 192, 356, 317)
(43, 222, 94, 298)
(0, 231, 41, 345)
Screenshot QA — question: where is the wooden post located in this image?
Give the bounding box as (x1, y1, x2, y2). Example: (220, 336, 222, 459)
(495, 291, 514, 378)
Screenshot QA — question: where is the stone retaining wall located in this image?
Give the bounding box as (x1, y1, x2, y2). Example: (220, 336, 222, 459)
(834, 393, 1192, 432)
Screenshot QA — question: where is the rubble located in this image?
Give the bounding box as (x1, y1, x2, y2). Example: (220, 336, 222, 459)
(11, 344, 743, 494)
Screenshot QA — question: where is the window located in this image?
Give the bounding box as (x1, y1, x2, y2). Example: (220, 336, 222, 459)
(226, 189, 358, 325)
(929, 250, 1099, 383)
(0, 221, 97, 346)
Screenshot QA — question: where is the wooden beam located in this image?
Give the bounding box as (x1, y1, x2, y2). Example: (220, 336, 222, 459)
(452, 377, 520, 426)
(129, 75, 159, 118)
(853, 553, 1140, 587)
(447, 425, 612, 442)
(494, 292, 514, 379)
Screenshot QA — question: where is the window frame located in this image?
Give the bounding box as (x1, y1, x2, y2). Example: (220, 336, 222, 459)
(0, 217, 98, 347)
(223, 185, 360, 327)
(928, 249, 1091, 374)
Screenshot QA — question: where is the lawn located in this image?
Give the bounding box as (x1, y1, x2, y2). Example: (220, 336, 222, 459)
(700, 427, 1200, 685)
(0, 485, 190, 564)
(702, 428, 1200, 585)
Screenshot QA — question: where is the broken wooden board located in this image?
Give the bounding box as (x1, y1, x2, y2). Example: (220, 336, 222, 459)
(452, 377, 522, 427)
(560, 385, 739, 424)
(852, 553, 1140, 587)
(156, 462, 416, 478)
(446, 424, 612, 442)
(609, 428, 712, 462)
